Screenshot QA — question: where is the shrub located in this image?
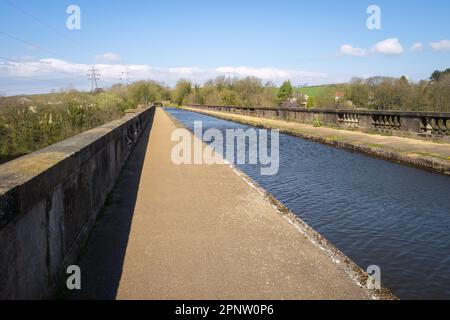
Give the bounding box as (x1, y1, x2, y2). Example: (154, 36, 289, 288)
(313, 115, 323, 127)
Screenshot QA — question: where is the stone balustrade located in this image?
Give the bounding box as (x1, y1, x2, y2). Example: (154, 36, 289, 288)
(421, 116, 449, 136)
(338, 112, 359, 128)
(188, 104, 450, 142)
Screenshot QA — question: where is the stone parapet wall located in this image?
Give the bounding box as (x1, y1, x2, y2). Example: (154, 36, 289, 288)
(188, 104, 450, 142)
(0, 107, 155, 299)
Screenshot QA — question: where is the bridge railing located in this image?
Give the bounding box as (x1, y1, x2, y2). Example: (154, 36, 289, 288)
(188, 104, 450, 142)
(0, 106, 155, 299)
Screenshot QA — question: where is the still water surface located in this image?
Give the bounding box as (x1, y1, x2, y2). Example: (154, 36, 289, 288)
(167, 108, 450, 300)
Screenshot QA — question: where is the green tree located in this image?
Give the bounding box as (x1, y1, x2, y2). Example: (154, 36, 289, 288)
(430, 68, 450, 82)
(429, 74, 450, 111)
(277, 80, 293, 105)
(307, 96, 316, 108)
(192, 84, 204, 104)
(220, 89, 237, 106)
(173, 79, 192, 106)
(344, 78, 370, 109)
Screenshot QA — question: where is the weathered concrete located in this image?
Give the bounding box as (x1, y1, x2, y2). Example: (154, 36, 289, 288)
(0, 107, 155, 299)
(65, 108, 394, 300)
(184, 107, 450, 176)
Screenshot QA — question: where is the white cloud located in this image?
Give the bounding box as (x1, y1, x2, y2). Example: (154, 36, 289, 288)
(214, 66, 327, 82)
(339, 45, 367, 57)
(372, 38, 404, 55)
(95, 52, 122, 63)
(430, 40, 450, 52)
(339, 38, 405, 57)
(0, 58, 333, 94)
(1, 58, 87, 77)
(410, 42, 423, 52)
(168, 67, 205, 76)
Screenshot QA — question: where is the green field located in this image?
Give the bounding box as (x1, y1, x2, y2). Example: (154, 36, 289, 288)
(295, 84, 347, 98)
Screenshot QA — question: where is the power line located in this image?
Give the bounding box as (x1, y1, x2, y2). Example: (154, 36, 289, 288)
(0, 84, 64, 93)
(0, 56, 87, 93)
(1, 56, 123, 93)
(0, 2, 133, 92)
(2, 0, 90, 53)
(2, 0, 128, 68)
(0, 55, 22, 63)
(4, 0, 65, 35)
(0, 55, 86, 79)
(1, 0, 137, 95)
(0, 74, 75, 85)
(0, 31, 65, 59)
(0, 35, 121, 92)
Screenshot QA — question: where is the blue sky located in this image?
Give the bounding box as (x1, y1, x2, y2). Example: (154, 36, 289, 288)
(0, 0, 449, 94)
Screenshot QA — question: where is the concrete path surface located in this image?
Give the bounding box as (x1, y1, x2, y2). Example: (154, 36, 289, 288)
(66, 108, 375, 300)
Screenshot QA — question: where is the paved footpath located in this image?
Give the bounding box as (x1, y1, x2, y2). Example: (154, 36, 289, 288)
(68, 108, 376, 300)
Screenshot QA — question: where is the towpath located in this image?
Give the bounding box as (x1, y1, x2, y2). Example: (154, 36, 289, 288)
(66, 108, 378, 300)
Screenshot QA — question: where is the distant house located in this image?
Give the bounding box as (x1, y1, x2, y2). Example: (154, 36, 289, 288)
(300, 94, 309, 107)
(281, 98, 299, 108)
(47, 101, 63, 105)
(335, 91, 345, 103)
(160, 100, 172, 106)
(286, 93, 309, 108)
(18, 97, 32, 105)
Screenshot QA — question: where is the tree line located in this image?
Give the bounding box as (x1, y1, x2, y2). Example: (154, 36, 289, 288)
(170, 68, 450, 112)
(0, 80, 174, 162)
(343, 69, 450, 112)
(113, 72, 450, 112)
(1, 68, 449, 163)
(179, 76, 278, 107)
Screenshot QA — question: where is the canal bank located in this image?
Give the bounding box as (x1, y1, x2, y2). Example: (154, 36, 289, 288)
(182, 107, 450, 176)
(66, 108, 393, 300)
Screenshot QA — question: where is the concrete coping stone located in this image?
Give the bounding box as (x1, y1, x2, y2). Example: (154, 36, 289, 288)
(0, 108, 150, 229)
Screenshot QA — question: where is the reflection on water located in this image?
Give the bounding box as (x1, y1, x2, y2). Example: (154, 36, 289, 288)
(167, 108, 450, 300)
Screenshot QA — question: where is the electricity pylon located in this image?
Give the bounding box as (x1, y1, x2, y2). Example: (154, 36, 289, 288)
(87, 66, 100, 92)
(121, 67, 130, 86)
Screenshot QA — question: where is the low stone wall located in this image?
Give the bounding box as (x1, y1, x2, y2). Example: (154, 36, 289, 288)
(0, 107, 155, 299)
(188, 104, 450, 142)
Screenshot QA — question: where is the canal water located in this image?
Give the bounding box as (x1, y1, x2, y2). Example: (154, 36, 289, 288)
(166, 108, 450, 300)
